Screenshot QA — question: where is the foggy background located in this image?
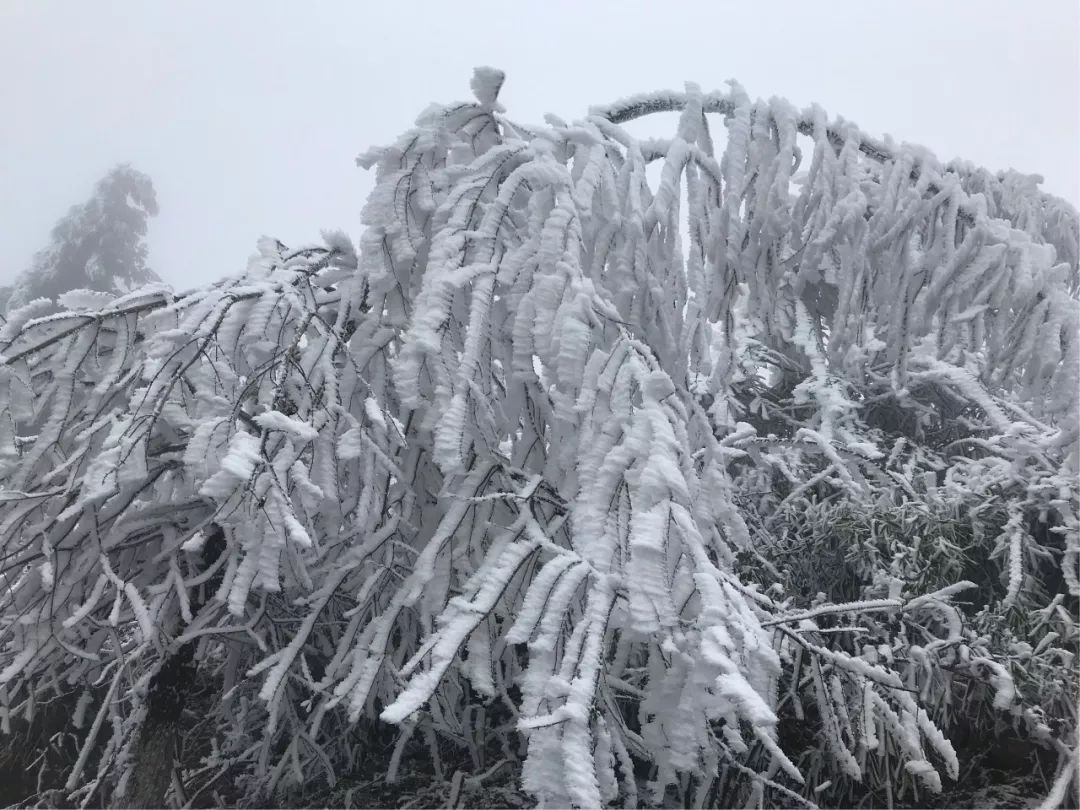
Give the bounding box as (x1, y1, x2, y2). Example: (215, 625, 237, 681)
(2, 0, 1077, 290)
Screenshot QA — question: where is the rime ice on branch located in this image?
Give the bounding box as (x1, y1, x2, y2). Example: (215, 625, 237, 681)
(0, 68, 1076, 808)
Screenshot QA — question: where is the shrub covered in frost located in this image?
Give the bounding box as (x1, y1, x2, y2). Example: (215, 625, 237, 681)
(0, 69, 1076, 808)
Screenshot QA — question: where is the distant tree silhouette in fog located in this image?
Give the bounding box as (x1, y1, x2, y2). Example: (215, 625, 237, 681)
(1, 164, 159, 313)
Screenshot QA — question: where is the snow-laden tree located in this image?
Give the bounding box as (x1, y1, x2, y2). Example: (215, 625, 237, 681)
(0, 164, 160, 315)
(0, 69, 1076, 808)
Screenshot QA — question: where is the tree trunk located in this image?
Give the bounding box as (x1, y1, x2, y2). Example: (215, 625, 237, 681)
(119, 648, 194, 808)
(116, 526, 225, 809)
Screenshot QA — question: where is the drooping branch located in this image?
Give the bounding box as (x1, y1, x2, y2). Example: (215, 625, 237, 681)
(591, 87, 1079, 245)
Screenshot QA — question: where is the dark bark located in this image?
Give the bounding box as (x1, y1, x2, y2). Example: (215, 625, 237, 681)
(120, 648, 195, 808)
(116, 526, 226, 809)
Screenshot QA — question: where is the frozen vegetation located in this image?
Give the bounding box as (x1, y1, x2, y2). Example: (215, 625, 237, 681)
(0, 69, 1076, 809)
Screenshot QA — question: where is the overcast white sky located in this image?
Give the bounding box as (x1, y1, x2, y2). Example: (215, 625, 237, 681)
(2, 0, 1077, 289)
